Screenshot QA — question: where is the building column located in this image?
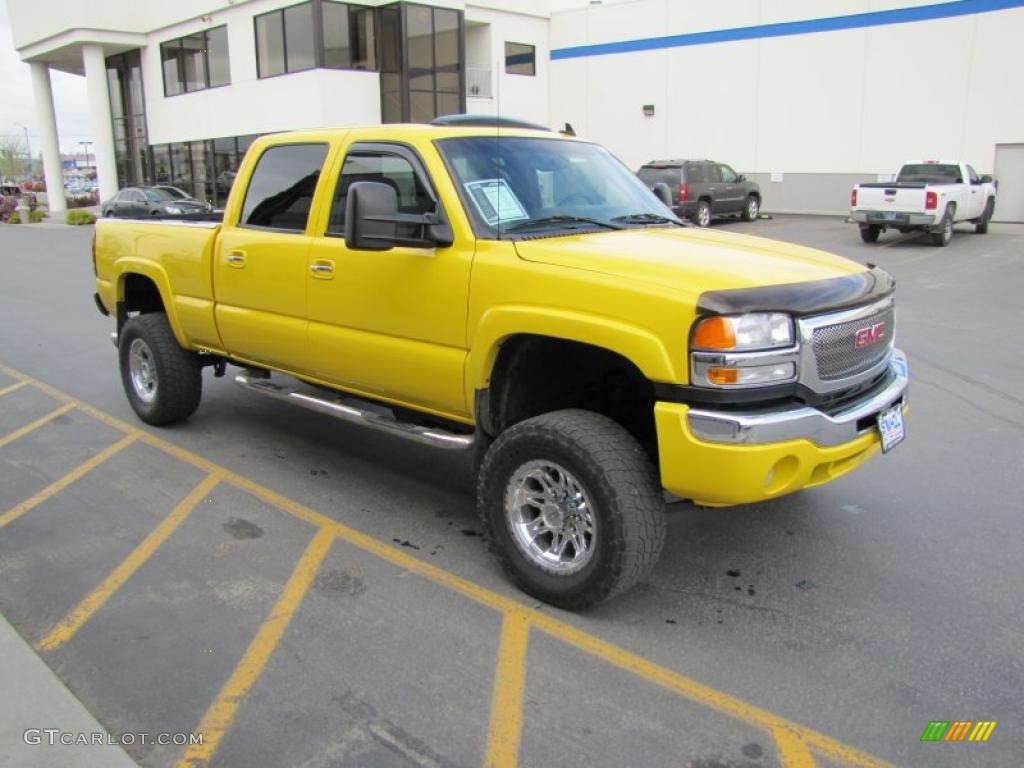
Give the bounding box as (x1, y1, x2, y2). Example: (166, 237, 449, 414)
(82, 43, 119, 203)
(29, 62, 67, 215)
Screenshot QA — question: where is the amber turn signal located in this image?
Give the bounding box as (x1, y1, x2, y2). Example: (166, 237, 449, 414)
(692, 317, 736, 350)
(706, 367, 740, 385)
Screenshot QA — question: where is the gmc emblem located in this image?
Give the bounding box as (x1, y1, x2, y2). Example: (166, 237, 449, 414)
(854, 322, 886, 348)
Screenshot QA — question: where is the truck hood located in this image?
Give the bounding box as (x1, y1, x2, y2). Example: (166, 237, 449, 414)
(513, 226, 866, 302)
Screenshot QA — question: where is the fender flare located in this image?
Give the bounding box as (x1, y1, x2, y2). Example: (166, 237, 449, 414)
(465, 305, 681, 403)
(114, 258, 191, 348)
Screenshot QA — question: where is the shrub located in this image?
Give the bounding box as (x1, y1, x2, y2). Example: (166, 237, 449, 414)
(29, 209, 47, 223)
(8, 211, 21, 224)
(65, 209, 96, 226)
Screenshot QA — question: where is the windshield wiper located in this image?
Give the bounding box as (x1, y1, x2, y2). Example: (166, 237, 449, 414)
(502, 215, 624, 233)
(611, 212, 687, 227)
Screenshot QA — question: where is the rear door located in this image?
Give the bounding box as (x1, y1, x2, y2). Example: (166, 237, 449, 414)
(213, 141, 330, 371)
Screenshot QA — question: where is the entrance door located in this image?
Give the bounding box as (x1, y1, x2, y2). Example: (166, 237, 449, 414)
(993, 144, 1024, 223)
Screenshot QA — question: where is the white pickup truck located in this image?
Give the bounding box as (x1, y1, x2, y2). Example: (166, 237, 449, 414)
(850, 161, 997, 246)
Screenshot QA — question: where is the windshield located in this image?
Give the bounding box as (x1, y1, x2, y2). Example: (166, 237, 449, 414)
(436, 137, 678, 238)
(144, 189, 176, 202)
(897, 164, 962, 184)
(158, 187, 189, 199)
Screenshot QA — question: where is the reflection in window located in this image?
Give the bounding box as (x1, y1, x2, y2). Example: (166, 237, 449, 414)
(328, 151, 434, 238)
(160, 26, 231, 96)
(241, 144, 328, 231)
(255, 2, 316, 77)
(505, 42, 535, 76)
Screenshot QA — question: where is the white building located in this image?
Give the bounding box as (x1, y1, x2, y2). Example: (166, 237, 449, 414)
(7, 0, 1024, 220)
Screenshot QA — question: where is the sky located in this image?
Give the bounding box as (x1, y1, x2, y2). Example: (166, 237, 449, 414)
(0, 1, 92, 155)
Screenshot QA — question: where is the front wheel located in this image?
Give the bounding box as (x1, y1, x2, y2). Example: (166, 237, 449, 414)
(975, 199, 994, 234)
(741, 195, 760, 221)
(860, 224, 881, 243)
(477, 410, 666, 610)
(118, 313, 202, 425)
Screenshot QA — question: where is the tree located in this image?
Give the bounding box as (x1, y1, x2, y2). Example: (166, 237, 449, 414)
(0, 135, 29, 181)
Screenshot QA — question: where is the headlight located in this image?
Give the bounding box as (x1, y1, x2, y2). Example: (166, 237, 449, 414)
(690, 312, 798, 388)
(692, 313, 793, 351)
(164, 205, 182, 214)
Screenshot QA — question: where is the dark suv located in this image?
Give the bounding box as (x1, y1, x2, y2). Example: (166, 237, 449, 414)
(637, 160, 761, 227)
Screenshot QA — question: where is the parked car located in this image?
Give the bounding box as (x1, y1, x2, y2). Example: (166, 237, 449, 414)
(637, 159, 761, 226)
(92, 119, 908, 609)
(1, 184, 38, 212)
(101, 187, 213, 218)
(850, 161, 997, 246)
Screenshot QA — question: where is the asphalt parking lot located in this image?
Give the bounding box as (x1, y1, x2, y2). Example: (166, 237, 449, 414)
(1, 215, 1022, 768)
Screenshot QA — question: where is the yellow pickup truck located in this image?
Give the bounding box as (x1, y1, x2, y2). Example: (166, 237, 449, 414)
(93, 117, 908, 608)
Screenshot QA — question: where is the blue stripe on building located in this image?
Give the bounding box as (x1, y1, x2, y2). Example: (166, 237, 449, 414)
(550, 0, 1024, 60)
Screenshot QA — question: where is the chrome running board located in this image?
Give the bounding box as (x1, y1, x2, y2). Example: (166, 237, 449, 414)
(234, 373, 474, 451)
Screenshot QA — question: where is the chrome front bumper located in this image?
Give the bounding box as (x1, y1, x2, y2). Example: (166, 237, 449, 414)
(687, 349, 908, 447)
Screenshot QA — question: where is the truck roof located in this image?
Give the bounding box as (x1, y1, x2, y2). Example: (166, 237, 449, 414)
(257, 123, 570, 143)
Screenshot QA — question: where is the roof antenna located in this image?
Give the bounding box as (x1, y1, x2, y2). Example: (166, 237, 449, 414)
(561, 122, 576, 137)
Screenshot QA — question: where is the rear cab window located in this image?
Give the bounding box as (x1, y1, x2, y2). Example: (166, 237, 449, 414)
(239, 143, 329, 232)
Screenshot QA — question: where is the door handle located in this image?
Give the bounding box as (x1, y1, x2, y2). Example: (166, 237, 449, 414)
(310, 260, 335, 278)
(226, 251, 246, 267)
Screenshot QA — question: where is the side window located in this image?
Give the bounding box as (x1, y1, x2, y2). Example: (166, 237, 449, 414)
(719, 165, 738, 183)
(328, 151, 435, 238)
(130, 190, 146, 203)
(240, 143, 328, 231)
(684, 164, 704, 183)
(705, 164, 723, 183)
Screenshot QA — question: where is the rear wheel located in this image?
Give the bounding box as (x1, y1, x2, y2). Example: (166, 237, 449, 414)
(118, 313, 202, 425)
(694, 199, 712, 227)
(975, 199, 994, 234)
(477, 410, 666, 610)
(860, 225, 881, 243)
(930, 206, 954, 247)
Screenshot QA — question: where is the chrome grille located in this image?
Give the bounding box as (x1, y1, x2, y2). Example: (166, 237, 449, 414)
(812, 306, 895, 380)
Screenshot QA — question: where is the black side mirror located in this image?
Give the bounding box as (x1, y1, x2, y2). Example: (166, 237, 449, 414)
(980, 174, 993, 184)
(737, 174, 746, 182)
(345, 181, 398, 251)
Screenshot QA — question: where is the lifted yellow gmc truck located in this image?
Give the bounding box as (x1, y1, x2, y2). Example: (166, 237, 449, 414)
(93, 116, 908, 608)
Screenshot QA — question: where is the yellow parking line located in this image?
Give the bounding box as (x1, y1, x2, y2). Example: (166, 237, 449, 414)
(0, 402, 75, 449)
(773, 726, 817, 768)
(36, 471, 222, 651)
(176, 527, 334, 768)
(0, 434, 137, 530)
(484, 610, 531, 768)
(0, 364, 893, 768)
(0, 380, 29, 397)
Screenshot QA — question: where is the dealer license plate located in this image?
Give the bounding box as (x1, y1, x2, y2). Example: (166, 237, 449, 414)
(877, 404, 905, 453)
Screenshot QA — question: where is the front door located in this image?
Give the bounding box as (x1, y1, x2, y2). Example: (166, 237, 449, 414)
(305, 141, 472, 419)
(213, 141, 330, 372)
(717, 164, 743, 213)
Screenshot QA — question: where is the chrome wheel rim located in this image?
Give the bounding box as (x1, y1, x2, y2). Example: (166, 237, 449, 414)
(504, 460, 596, 575)
(747, 199, 758, 219)
(698, 205, 710, 227)
(128, 338, 157, 404)
(944, 217, 953, 240)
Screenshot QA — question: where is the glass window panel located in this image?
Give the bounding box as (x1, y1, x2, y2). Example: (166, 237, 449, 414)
(329, 152, 434, 236)
(436, 91, 460, 118)
(378, 6, 402, 73)
(351, 8, 376, 70)
(240, 143, 328, 230)
(505, 41, 535, 76)
(434, 8, 459, 69)
(435, 70, 459, 93)
(107, 67, 125, 119)
(161, 42, 183, 95)
(152, 145, 171, 184)
(284, 3, 315, 72)
(406, 5, 433, 69)
(322, 1, 351, 69)
(256, 12, 285, 77)
(409, 91, 435, 123)
(126, 52, 145, 114)
(170, 143, 191, 187)
(181, 33, 207, 91)
(408, 71, 433, 91)
(206, 26, 231, 87)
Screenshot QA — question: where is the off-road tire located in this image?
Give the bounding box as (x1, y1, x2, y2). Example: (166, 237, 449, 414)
(860, 224, 881, 243)
(477, 409, 666, 610)
(119, 313, 202, 425)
